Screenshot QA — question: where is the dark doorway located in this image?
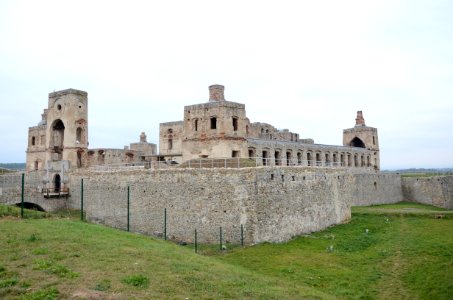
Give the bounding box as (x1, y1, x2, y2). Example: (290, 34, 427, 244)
(54, 174, 61, 193)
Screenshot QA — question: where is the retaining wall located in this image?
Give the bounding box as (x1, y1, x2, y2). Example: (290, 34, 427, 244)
(68, 167, 403, 244)
(402, 176, 453, 209)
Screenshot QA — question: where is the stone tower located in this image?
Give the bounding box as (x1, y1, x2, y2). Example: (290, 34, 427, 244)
(180, 84, 249, 161)
(343, 111, 380, 169)
(26, 89, 88, 190)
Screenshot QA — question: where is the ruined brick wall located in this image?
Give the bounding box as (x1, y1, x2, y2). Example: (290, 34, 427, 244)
(68, 168, 402, 244)
(402, 176, 453, 209)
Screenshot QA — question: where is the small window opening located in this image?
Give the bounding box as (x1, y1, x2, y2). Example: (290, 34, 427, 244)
(292, 176, 295, 181)
(210, 117, 217, 129)
(31, 136, 36, 146)
(57, 104, 62, 110)
(281, 174, 285, 181)
(270, 174, 274, 180)
(232, 150, 239, 158)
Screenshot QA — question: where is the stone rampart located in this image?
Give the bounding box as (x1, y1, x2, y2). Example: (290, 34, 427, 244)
(68, 167, 403, 244)
(402, 176, 453, 209)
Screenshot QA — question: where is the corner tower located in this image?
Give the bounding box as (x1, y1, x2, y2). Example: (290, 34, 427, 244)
(343, 111, 380, 169)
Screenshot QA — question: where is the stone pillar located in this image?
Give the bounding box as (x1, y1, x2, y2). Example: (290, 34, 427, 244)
(140, 132, 147, 143)
(355, 111, 365, 126)
(209, 84, 225, 102)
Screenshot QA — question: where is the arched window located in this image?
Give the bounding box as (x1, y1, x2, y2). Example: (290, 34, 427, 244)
(34, 160, 39, 170)
(76, 127, 83, 144)
(51, 119, 65, 150)
(350, 137, 366, 148)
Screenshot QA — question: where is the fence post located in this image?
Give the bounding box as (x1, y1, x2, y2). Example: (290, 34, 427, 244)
(164, 208, 167, 240)
(219, 226, 223, 251)
(127, 186, 130, 232)
(194, 229, 198, 253)
(80, 178, 84, 221)
(241, 224, 244, 247)
(21, 173, 24, 218)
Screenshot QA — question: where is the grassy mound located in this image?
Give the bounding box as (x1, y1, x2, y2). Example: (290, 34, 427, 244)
(0, 202, 452, 299)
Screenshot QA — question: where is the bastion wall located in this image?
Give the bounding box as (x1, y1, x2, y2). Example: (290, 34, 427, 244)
(68, 167, 403, 244)
(402, 176, 453, 209)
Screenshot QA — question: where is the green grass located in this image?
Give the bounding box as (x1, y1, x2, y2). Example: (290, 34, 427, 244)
(0, 202, 452, 299)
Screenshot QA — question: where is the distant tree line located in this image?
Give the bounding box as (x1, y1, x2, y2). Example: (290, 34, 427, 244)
(0, 163, 26, 170)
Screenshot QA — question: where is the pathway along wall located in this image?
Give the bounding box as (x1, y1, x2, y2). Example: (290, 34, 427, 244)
(68, 167, 402, 244)
(402, 176, 453, 209)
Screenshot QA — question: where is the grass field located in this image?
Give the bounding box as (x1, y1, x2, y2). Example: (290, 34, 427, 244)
(0, 202, 452, 299)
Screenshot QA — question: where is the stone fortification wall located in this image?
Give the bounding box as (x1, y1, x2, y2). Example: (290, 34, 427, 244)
(402, 176, 453, 209)
(68, 167, 402, 244)
(351, 173, 402, 206)
(0, 172, 69, 211)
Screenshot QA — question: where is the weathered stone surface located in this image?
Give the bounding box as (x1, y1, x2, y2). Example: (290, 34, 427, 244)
(402, 176, 453, 209)
(67, 167, 402, 244)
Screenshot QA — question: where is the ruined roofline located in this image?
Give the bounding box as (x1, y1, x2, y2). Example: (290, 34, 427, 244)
(343, 126, 377, 133)
(49, 89, 87, 98)
(184, 100, 245, 111)
(160, 121, 184, 126)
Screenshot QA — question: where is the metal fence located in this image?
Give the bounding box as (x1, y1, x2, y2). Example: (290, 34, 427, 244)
(88, 157, 372, 171)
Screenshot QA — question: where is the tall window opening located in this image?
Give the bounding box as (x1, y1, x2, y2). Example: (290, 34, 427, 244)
(248, 148, 255, 158)
(297, 152, 302, 165)
(31, 136, 36, 146)
(262, 150, 268, 166)
(307, 152, 312, 166)
(77, 152, 82, 168)
(34, 160, 39, 170)
(194, 119, 198, 131)
(286, 151, 291, 166)
(76, 127, 83, 144)
(54, 174, 61, 193)
(373, 136, 375, 145)
(316, 153, 321, 166)
(51, 119, 65, 151)
(232, 117, 238, 131)
(210, 117, 217, 129)
(275, 151, 281, 166)
(168, 137, 173, 150)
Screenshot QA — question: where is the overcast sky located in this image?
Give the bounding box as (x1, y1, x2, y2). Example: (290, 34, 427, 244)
(0, 0, 452, 169)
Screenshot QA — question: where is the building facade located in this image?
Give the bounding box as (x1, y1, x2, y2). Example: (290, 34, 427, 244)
(26, 89, 156, 192)
(160, 85, 380, 169)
